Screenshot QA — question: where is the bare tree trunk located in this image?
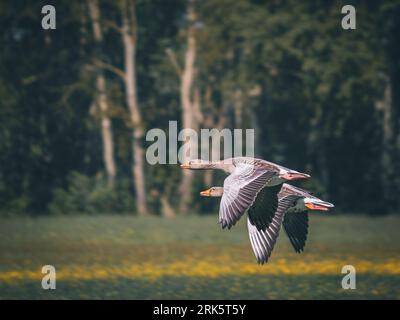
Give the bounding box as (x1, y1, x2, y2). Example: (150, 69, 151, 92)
(98, 76, 117, 186)
(160, 193, 176, 218)
(178, 0, 198, 214)
(201, 86, 230, 188)
(88, 0, 117, 187)
(375, 77, 394, 208)
(121, 0, 148, 215)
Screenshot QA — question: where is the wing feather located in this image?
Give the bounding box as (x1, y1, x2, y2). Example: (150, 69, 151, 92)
(283, 211, 309, 253)
(247, 194, 300, 264)
(247, 184, 282, 231)
(219, 164, 276, 229)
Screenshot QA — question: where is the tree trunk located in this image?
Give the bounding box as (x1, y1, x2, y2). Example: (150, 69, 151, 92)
(121, 0, 148, 215)
(376, 77, 394, 209)
(161, 193, 176, 218)
(178, 0, 198, 214)
(88, 0, 117, 187)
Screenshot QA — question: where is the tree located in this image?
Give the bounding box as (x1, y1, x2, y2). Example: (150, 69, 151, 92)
(121, 0, 148, 215)
(88, 0, 117, 187)
(167, 0, 201, 214)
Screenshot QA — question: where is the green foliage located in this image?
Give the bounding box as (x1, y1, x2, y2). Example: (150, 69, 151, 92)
(48, 172, 135, 215)
(0, 0, 399, 215)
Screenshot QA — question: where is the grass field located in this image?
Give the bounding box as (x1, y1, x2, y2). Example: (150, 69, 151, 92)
(0, 214, 399, 299)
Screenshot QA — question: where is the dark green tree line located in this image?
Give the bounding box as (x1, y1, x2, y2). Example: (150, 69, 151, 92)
(0, 0, 399, 215)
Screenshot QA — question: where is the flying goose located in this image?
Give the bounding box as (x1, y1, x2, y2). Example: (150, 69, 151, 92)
(181, 157, 310, 230)
(200, 183, 334, 264)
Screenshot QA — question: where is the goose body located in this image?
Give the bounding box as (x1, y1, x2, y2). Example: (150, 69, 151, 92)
(201, 183, 334, 264)
(183, 157, 310, 229)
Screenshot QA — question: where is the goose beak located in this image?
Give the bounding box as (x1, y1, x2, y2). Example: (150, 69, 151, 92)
(305, 199, 334, 212)
(180, 162, 190, 169)
(200, 189, 211, 197)
(282, 172, 310, 181)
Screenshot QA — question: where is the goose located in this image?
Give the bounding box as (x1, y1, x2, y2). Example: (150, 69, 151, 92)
(181, 157, 310, 230)
(200, 183, 334, 264)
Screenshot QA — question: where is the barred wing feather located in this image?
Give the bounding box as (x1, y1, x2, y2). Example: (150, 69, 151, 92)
(247, 195, 301, 264)
(219, 164, 276, 229)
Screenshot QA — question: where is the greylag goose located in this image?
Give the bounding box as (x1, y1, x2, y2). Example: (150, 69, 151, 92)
(200, 183, 334, 264)
(182, 157, 310, 230)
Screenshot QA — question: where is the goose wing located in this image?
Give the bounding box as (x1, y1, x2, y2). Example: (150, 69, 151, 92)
(219, 163, 276, 229)
(283, 211, 309, 253)
(247, 184, 282, 231)
(232, 157, 284, 172)
(247, 194, 301, 264)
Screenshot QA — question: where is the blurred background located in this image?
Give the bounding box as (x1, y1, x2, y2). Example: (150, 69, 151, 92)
(0, 0, 400, 299)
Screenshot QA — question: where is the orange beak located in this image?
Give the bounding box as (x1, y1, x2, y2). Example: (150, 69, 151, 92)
(180, 162, 190, 169)
(305, 202, 331, 211)
(200, 189, 211, 197)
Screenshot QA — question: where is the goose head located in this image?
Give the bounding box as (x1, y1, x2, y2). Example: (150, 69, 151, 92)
(181, 159, 215, 170)
(304, 197, 334, 211)
(279, 169, 310, 181)
(290, 197, 334, 212)
(199, 187, 224, 197)
(181, 159, 222, 170)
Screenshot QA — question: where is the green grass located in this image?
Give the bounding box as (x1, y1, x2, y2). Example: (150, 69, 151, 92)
(0, 214, 399, 299)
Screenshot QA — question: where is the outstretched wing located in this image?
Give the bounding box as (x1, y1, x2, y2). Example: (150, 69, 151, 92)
(219, 164, 276, 229)
(247, 194, 301, 264)
(247, 184, 282, 231)
(283, 211, 309, 253)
